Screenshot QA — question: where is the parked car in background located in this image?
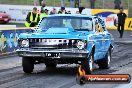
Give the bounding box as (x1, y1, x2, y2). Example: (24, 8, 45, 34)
(16, 14, 114, 74)
(0, 12, 11, 24)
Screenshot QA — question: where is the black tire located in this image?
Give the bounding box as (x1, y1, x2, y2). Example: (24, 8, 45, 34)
(98, 48, 111, 69)
(22, 57, 34, 73)
(45, 63, 57, 68)
(81, 51, 94, 74)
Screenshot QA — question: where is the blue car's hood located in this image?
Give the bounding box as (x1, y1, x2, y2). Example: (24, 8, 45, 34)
(19, 27, 92, 40)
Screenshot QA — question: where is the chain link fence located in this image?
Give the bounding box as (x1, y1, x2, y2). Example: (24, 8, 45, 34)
(0, 0, 131, 17)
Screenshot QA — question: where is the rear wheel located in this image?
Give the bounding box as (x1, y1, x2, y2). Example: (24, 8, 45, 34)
(98, 48, 111, 69)
(22, 57, 34, 73)
(81, 51, 94, 74)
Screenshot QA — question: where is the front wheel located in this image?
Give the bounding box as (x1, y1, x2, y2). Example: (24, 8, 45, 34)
(98, 48, 111, 69)
(81, 51, 94, 74)
(22, 57, 34, 73)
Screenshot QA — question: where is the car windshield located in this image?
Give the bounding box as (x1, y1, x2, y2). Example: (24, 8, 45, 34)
(38, 16, 93, 31)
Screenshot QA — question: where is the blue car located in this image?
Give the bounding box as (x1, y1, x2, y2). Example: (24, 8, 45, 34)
(16, 14, 114, 74)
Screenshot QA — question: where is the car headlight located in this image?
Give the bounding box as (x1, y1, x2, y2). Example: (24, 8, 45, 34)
(21, 39, 29, 47)
(77, 40, 86, 49)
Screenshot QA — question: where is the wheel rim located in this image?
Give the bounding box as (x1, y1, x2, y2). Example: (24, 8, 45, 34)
(89, 55, 93, 71)
(108, 52, 111, 65)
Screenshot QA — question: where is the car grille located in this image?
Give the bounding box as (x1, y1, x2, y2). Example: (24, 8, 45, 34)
(29, 38, 79, 49)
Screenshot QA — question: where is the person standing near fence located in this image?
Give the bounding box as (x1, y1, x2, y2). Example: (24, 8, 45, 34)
(114, 0, 121, 9)
(40, 0, 46, 13)
(117, 8, 127, 38)
(41, 0, 46, 7)
(25, 7, 40, 27)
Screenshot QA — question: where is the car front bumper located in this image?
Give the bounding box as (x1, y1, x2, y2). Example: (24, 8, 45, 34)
(16, 49, 89, 59)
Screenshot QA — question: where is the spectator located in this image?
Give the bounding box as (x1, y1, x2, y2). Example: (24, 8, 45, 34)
(40, 9, 48, 20)
(34, 0, 39, 6)
(90, 0, 96, 9)
(58, 7, 66, 14)
(117, 7, 127, 38)
(44, 9, 49, 15)
(50, 8, 57, 15)
(25, 7, 40, 27)
(114, 0, 121, 9)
